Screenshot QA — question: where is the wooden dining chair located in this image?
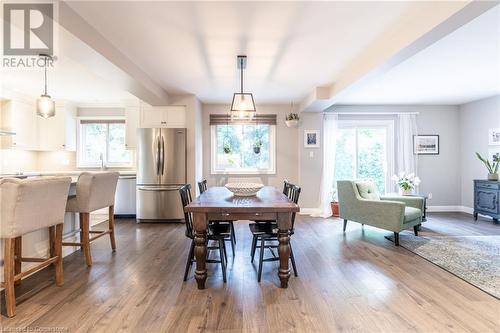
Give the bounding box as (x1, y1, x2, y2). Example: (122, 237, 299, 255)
(198, 179, 236, 254)
(248, 183, 301, 282)
(179, 184, 228, 283)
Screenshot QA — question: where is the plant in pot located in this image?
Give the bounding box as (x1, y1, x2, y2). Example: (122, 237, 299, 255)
(253, 139, 263, 154)
(330, 188, 339, 217)
(223, 142, 232, 154)
(285, 113, 299, 128)
(476, 152, 499, 180)
(392, 172, 421, 195)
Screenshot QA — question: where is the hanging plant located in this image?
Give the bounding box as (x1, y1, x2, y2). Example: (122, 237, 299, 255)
(223, 142, 232, 154)
(285, 102, 299, 128)
(253, 139, 262, 154)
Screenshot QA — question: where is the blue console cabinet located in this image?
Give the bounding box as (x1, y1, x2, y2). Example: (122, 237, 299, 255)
(474, 180, 499, 222)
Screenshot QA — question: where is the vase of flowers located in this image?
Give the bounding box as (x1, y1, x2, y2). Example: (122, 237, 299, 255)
(476, 152, 499, 180)
(392, 172, 421, 196)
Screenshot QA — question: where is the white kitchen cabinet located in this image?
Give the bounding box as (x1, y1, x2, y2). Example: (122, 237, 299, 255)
(125, 106, 140, 149)
(114, 176, 136, 215)
(0, 99, 39, 150)
(38, 102, 77, 151)
(139, 105, 186, 128)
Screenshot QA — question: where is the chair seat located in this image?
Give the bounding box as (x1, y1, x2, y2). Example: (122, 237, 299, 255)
(209, 223, 232, 237)
(404, 207, 422, 223)
(249, 223, 278, 236)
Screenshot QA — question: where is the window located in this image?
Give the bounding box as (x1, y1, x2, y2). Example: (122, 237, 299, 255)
(211, 124, 276, 174)
(334, 120, 394, 194)
(77, 118, 131, 167)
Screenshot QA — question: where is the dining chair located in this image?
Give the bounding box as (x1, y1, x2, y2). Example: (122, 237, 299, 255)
(0, 176, 71, 317)
(179, 184, 228, 283)
(198, 179, 236, 253)
(63, 172, 119, 266)
(248, 183, 300, 282)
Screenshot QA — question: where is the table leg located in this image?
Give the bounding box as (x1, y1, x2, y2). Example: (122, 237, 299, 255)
(193, 212, 208, 289)
(277, 212, 292, 288)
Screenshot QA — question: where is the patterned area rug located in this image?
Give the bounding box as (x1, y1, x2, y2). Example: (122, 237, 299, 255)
(392, 234, 500, 299)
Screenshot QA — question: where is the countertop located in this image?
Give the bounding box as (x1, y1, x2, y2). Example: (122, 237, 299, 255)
(0, 170, 136, 180)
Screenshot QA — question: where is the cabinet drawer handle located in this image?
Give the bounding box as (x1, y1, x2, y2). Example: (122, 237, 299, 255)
(221, 213, 230, 217)
(255, 213, 261, 216)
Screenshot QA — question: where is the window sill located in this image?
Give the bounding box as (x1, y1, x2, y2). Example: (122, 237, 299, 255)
(211, 169, 276, 175)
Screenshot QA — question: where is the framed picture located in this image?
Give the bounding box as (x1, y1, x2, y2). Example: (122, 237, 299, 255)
(304, 130, 320, 148)
(488, 148, 500, 162)
(414, 135, 439, 155)
(488, 128, 500, 145)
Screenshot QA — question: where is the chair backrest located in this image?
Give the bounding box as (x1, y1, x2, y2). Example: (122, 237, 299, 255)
(283, 179, 293, 198)
(0, 176, 72, 238)
(198, 179, 208, 194)
(75, 172, 119, 212)
(179, 184, 194, 238)
(337, 180, 361, 219)
(289, 184, 301, 229)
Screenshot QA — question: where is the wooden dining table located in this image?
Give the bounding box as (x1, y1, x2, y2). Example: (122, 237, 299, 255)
(184, 186, 300, 289)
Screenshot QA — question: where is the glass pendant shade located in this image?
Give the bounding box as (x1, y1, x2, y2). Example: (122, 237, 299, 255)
(231, 93, 256, 120)
(36, 94, 55, 118)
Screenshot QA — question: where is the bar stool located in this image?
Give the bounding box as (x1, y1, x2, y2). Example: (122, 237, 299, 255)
(63, 172, 119, 266)
(0, 176, 71, 317)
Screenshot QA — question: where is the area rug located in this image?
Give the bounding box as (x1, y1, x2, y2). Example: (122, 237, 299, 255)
(390, 233, 500, 299)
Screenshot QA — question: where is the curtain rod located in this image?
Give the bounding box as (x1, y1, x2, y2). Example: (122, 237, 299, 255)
(325, 112, 419, 115)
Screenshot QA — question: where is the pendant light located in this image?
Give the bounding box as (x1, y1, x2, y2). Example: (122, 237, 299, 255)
(230, 55, 256, 119)
(36, 54, 55, 118)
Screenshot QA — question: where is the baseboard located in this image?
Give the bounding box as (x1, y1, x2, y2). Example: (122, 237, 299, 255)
(299, 208, 320, 215)
(427, 205, 474, 214)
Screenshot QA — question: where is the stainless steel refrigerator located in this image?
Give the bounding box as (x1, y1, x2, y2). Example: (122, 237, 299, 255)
(136, 128, 186, 222)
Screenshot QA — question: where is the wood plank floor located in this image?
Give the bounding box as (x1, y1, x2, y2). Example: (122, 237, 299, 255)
(1, 213, 499, 332)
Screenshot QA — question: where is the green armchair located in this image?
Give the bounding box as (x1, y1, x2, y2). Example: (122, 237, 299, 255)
(337, 180, 424, 245)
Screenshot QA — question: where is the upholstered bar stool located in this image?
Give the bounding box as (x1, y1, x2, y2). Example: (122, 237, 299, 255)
(0, 176, 71, 317)
(63, 172, 119, 266)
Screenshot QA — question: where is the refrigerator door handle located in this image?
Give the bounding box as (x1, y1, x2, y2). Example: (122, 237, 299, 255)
(137, 186, 180, 191)
(160, 136, 165, 176)
(155, 135, 161, 176)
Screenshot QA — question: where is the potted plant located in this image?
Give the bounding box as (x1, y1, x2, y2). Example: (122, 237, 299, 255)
(285, 113, 299, 128)
(330, 188, 339, 217)
(476, 152, 499, 180)
(392, 172, 421, 195)
(253, 139, 262, 154)
(223, 142, 232, 154)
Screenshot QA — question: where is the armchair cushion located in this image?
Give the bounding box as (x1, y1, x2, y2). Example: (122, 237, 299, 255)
(404, 207, 422, 223)
(355, 181, 380, 200)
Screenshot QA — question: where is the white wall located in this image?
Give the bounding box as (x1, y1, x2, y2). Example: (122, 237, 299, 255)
(202, 104, 299, 188)
(299, 105, 462, 208)
(459, 95, 500, 208)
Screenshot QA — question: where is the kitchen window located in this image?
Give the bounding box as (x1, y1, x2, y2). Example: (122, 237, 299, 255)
(77, 118, 131, 168)
(210, 115, 276, 174)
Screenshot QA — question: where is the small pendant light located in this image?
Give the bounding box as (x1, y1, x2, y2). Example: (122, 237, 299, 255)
(36, 54, 55, 118)
(230, 55, 256, 119)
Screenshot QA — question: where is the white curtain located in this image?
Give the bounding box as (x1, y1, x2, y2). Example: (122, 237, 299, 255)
(397, 114, 418, 175)
(311, 113, 338, 218)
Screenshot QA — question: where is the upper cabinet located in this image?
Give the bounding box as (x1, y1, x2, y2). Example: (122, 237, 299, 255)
(0, 99, 38, 150)
(38, 102, 77, 151)
(139, 105, 186, 128)
(0, 98, 76, 151)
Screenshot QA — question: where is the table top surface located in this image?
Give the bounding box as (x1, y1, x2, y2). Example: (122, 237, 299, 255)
(185, 186, 300, 213)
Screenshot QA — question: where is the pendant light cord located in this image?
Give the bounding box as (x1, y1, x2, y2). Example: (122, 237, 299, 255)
(44, 57, 48, 95)
(240, 57, 244, 94)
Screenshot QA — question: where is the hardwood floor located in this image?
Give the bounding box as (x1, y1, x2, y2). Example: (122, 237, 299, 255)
(1, 213, 499, 332)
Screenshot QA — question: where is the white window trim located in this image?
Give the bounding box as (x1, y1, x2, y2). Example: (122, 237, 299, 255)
(210, 124, 276, 175)
(76, 116, 133, 168)
(337, 119, 395, 193)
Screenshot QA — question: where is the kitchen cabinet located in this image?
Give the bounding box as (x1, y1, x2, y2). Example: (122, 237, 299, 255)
(38, 102, 77, 151)
(125, 106, 140, 149)
(0, 99, 38, 150)
(139, 105, 186, 128)
(114, 176, 136, 216)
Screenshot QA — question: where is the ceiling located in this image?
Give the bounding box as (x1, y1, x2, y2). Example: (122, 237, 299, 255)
(65, 1, 442, 104)
(336, 5, 500, 105)
(1, 55, 136, 103)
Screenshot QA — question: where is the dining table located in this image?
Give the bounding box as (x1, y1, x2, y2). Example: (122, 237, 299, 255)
(184, 186, 300, 289)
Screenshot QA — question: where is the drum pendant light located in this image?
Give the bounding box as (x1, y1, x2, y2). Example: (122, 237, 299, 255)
(230, 55, 256, 119)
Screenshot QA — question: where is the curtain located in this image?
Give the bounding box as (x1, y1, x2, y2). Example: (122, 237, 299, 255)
(397, 114, 418, 176)
(311, 113, 338, 218)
